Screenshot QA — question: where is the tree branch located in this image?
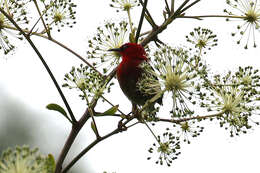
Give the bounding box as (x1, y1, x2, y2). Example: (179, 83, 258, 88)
(139, 0, 157, 28)
(158, 111, 225, 123)
(55, 109, 91, 173)
(0, 8, 76, 123)
(136, 0, 148, 43)
(32, 0, 51, 38)
(179, 0, 201, 14)
(62, 115, 136, 173)
(56, 66, 116, 172)
(140, 0, 190, 46)
(177, 15, 245, 20)
(2, 25, 103, 77)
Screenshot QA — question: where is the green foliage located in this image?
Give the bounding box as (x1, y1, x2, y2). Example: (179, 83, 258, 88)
(87, 21, 129, 74)
(46, 103, 71, 123)
(95, 105, 119, 116)
(224, 0, 260, 48)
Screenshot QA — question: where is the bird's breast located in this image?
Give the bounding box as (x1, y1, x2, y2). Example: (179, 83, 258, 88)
(117, 61, 142, 89)
(116, 61, 147, 105)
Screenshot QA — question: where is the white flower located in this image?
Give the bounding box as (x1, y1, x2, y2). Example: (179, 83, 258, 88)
(186, 27, 218, 54)
(110, 0, 139, 12)
(225, 0, 260, 48)
(87, 21, 129, 73)
(174, 121, 204, 144)
(0, 0, 29, 55)
(63, 65, 113, 104)
(147, 132, 181, 166)
(45, 0, 76, 32)
(138, 46, 208, 117)
(207, 67, 260, 136)
(213, 86, 246, 114)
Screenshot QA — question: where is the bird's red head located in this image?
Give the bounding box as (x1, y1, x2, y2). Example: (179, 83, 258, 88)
(109, 43, 147, 62)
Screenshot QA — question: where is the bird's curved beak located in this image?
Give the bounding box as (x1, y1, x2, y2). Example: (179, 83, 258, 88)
(108, 47, 121, 52)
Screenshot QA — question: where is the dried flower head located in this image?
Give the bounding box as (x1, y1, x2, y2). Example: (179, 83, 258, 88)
(224, 0, 260, 48)
(138, 46, 209, 117)
(110, 0, 139, 12)
(147, 132, 181, 166)
(0, 0, 29, 55)
(186, 27, 218, 54)
(0, 145, 55, 173)
(44, 0, 77, 32)
(87, 21, 129, 73)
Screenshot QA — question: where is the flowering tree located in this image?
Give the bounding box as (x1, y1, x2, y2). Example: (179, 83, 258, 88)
(0, 0, 260, 173)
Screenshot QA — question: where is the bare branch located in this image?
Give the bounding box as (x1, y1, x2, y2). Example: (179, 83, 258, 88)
(158, 111, 225, 123)
(62, 115, 137, 173)
(0, 7, 76, 123)
(136, 0, 148, 43)
(32, 0, 51, 38)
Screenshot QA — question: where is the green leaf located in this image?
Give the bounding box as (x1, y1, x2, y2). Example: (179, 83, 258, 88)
(46, 103, 72, 123)
(46, 103, 67, 116)
(96, 105, 119, 116)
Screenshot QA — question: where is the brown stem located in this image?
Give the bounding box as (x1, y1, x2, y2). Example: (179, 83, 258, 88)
(158, 111, 224, 123)
(32, 0, 51, 38)
(2, 26, 103, 78)
(139, 0, 157, 28)
(62, 128, 120, 173)
(177, 15, 245, 20)
(140, 0, 186, 46)
(0, 8, 76, 123)
(56, 67, 115, 172)
(136, 0, 149, 43)
(62, 115, 136, 173)
(55, 109, 91, 173)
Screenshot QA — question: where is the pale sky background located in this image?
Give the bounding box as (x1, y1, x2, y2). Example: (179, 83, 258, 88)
(0, 1, 260, 173)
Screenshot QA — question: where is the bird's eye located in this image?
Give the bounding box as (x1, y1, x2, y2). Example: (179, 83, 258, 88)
(121, 44, 129, 51)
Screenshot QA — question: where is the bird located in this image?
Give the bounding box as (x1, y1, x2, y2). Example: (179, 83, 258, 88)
(108, 43, 162, 112)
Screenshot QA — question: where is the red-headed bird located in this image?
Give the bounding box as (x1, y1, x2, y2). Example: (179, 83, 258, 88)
(109, 43, 162, 110)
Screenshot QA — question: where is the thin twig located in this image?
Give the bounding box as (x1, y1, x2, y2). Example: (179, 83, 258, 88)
(179, 0, 201, 14)
(144, 122, 159, 143)
(62, 116, 136, 173)
(0, 8, 76, 123)
(174, 0, 189, 15)
(100, 95, 125, 115)
(140, 30, 151, 37)
(178, 15, 245, 20)
(28, 15, 43, 36)
(55, 109, 91, 173)
(49, 38, 104, 77)
(57, 65, 117, 173)
(136, 0, 148, 43)
(3, 24, 103, 77)
(159, 111, 225, 123)
(140, 0, 190, 46)
(139, 0, 157, 28)
(171, 0, 175, 13)
(164, 0, 171, 14)
(32, 0, 51, 38)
